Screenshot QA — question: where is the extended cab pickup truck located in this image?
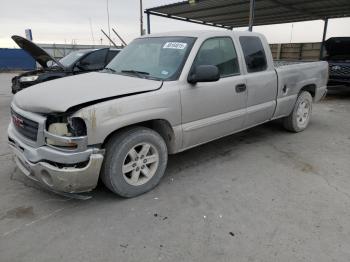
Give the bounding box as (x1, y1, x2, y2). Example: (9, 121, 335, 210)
(8, 31, 328, 197)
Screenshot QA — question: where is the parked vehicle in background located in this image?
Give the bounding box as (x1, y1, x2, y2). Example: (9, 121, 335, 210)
(8, 30, 328, 198)
(11, 35, 120, 93)
(324, 37, 350, 89)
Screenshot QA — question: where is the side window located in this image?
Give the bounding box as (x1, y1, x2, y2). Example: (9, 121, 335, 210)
(79, 49, 108, 70)
(106, 50, 120, 64)
(193, 37, 239, 77)
(239, 36, 267, 73)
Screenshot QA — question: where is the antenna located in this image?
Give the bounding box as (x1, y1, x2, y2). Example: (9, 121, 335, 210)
(89, 18, 95, 45)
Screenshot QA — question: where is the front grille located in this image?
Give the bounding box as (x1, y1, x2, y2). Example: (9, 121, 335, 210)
(11, 109, 39, 141)
(329, 64, 350, 76)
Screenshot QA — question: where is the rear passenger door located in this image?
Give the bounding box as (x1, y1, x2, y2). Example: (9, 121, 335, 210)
(239, 36, 277, 128)
(181, 37, 247, 149)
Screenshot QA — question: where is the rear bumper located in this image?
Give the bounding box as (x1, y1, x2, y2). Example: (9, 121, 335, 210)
(8, 124, 104, 194)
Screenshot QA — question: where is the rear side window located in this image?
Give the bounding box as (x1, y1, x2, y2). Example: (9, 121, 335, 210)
(239, 36, 267, 73)
(193, 37, 240, 77)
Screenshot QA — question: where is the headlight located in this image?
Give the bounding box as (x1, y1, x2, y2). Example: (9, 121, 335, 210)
(46, 123, 74, 147)
(20, 75, 39, 82)
(46, 117, 87, 149)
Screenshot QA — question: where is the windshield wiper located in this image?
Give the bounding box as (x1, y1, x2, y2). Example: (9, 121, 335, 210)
(104, 67, 116, 73)
(121, 69, 150, 78)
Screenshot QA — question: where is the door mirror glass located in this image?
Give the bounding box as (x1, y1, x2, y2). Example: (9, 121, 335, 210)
(188, 65, 220, 84)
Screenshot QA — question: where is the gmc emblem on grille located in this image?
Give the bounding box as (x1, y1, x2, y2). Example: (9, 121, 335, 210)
(12, 115, 24, 128)
(332, 65, 341, 70)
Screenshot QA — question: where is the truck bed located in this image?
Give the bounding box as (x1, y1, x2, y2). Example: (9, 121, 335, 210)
(273, 60, 316, 68)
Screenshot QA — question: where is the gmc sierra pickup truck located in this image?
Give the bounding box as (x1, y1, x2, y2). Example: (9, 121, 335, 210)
(8, 31, 328, 198)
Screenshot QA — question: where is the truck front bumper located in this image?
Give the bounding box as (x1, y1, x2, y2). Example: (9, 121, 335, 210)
(327, 78, 350, 89)
(8, 125, 104, 194)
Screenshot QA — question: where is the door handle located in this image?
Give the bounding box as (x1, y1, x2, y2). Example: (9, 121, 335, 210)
(235, 83, 247, 93)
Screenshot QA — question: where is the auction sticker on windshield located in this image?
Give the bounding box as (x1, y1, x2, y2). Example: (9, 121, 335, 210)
(163, 42, 188, 49)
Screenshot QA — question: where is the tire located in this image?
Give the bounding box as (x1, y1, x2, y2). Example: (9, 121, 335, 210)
(283, 91, 313, 132)
(101, 127, 168, 198)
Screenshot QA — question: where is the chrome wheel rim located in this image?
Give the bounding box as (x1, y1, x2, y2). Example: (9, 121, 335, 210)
(296, 100, 311, 128)
(122, 143, 159, 186)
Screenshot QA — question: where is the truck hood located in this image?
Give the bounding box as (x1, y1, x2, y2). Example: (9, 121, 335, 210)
(325, 37, 350, 57)
(13, 72, 162, 113)
(12, 35, 65, 69)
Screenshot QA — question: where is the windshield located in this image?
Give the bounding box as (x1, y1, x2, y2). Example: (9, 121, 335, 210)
(106, 37, 196, 80)
(59, 50, 89, 67)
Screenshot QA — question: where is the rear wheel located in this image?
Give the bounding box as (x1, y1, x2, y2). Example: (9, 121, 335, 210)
(101, 127, 168, 197)
(283, 91, 313, 132)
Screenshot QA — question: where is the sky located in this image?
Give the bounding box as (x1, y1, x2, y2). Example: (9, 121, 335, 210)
(0, 0, 349, 48)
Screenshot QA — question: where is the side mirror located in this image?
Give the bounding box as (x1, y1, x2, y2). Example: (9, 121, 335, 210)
(188, 65, 220, 84)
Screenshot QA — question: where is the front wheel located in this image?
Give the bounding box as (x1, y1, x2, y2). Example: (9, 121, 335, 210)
(283, 91, 313, 132)
(101, 127, 168, 197)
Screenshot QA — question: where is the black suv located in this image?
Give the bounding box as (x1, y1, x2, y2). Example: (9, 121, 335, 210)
(324, 37, 350, 89)
(11, 35, 120, 93)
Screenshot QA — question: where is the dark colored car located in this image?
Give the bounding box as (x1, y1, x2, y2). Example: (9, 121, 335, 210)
(11, 35, 120, 93)
(324, 37, 350, 89)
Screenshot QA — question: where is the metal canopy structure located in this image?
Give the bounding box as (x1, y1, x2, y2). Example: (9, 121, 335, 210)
(145, 0, 350, 30)
(145, 0, 350, 58)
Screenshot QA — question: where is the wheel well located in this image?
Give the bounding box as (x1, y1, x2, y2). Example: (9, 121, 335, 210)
(102, 119, 177, 154)
(300, 84, 316, 98)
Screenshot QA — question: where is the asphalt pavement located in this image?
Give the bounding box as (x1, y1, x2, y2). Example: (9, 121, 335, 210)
(0, 73, 350, 262)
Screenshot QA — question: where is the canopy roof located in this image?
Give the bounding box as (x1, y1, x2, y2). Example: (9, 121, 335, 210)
(145, 0, 350, 29)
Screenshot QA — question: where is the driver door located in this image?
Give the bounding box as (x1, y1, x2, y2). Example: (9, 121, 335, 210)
(181, 37, 247, 149)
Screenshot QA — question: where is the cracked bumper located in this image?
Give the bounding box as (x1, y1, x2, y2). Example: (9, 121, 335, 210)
(8, 126, 104, 194)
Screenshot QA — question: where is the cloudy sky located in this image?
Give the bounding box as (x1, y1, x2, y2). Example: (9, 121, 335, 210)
(0, 0, 349, 48)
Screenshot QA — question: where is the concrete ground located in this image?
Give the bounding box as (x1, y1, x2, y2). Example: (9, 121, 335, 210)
(0, 72, 350, 262)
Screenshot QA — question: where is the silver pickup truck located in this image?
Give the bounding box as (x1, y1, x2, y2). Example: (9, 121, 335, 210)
(8, 31, 328, 197)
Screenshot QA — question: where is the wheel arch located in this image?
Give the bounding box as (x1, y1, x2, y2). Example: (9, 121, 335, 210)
(300, 84, 316, 99)
(101, 119, 178, 154)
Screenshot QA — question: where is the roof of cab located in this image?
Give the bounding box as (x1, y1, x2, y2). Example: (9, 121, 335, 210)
(139, 30, 264, 39)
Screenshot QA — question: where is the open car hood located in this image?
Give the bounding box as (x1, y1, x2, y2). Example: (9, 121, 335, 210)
(11, 35, 65, 69)
(13, 72, 162, 113)
(325, 37, 350, 57)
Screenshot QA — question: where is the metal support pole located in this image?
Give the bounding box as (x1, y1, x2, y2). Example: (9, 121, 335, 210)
(147, 12, 151, 34)
(106, 0, 111, 40)
(101, 29, 118, 48)
(319, 18, 328, 59)
(248, 0, 255, 31)
(140, 0, 144, 35)
(112, 28, 127, 46)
